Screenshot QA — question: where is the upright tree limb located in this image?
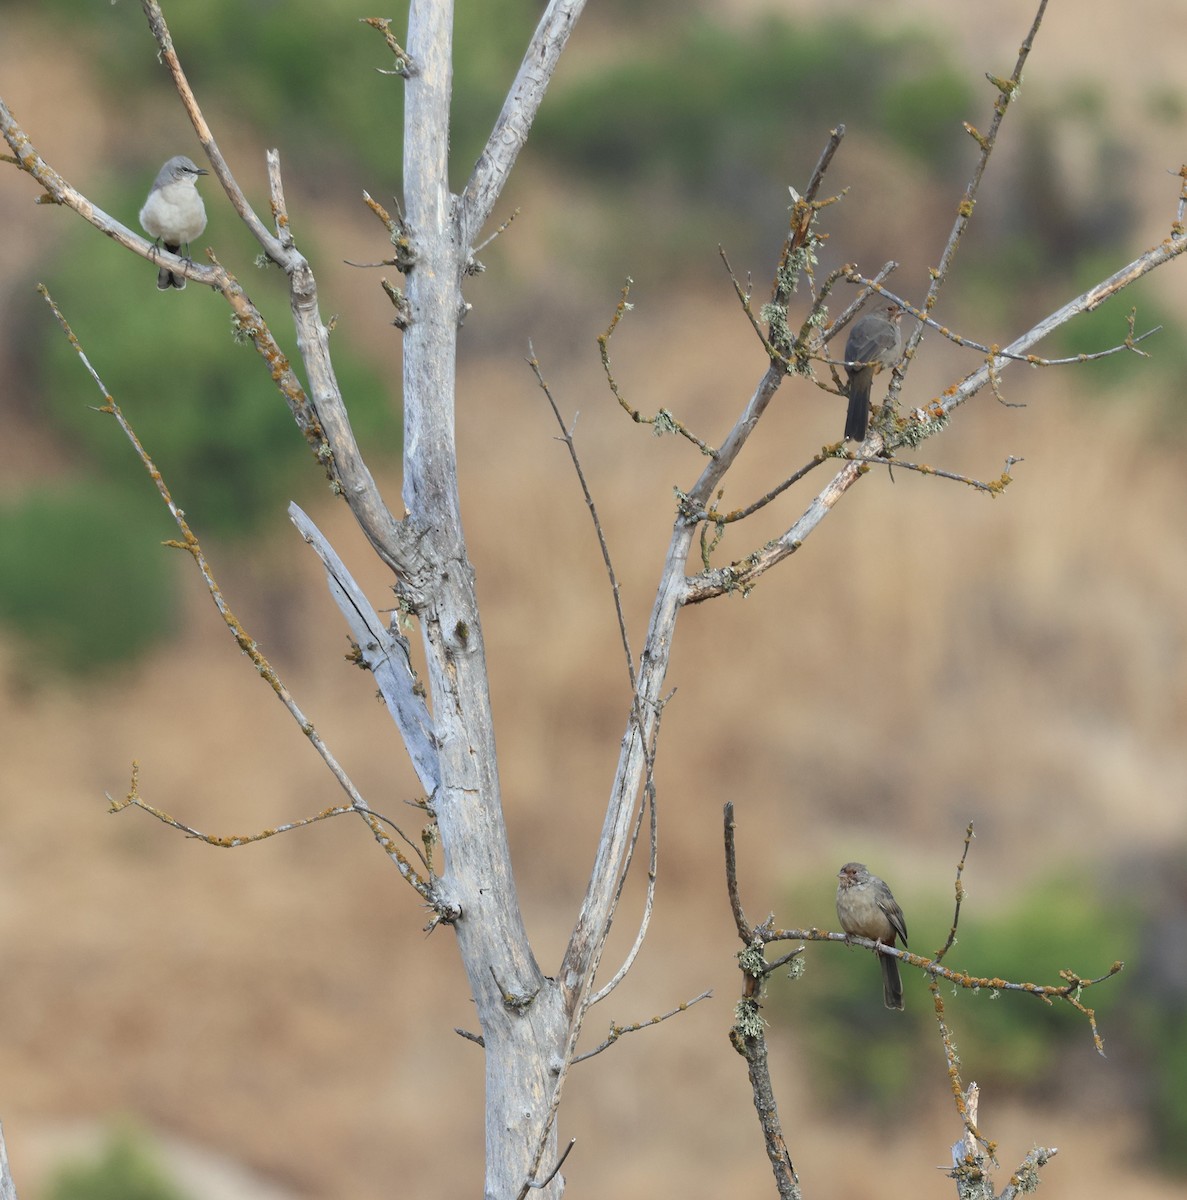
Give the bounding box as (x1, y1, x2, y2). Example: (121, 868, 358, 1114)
(459, 0, 589, 250)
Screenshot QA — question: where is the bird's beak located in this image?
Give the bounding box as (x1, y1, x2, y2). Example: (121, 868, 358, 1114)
(195, 167, 209, 175)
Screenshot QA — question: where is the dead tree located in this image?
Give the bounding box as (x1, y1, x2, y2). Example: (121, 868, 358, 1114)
(1, 0, 1184, 1197)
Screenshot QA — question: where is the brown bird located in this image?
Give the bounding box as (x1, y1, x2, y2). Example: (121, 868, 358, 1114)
(843, 305, 903, 442)
(836, 862, 909, 1010)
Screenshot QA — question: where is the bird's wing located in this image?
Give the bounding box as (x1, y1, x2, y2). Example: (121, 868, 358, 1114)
(880, 899, 908, 947)
(848, 322, 899, 366)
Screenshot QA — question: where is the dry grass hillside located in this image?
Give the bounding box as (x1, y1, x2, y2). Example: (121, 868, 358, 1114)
(1, 2, 1186, 1198)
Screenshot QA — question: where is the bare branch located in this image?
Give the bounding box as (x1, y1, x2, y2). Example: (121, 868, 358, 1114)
(723, 806, 803, 1199)
(140, 0, 285, 260)
(39, 287, 436, 904)
(759, 923, 1122, 1044)
(360, 16, 416, 77)
(142, 1, 414, 582)
(897, 0, 1051, 376)
(723, 803, 751, 942)
(588, 697, 666, 1005)
(572, 990, 713, 1064)
(681, 193, 1187, 606)
(528, 348, 637, 687)
(946, 1082, 1060, 1199)
(936, 236, 1186, 423)
(108, 763, 432, 879)
(599, 281, 717, 456)
(682, 123, 854, 510)
(849, 272, 1162, 366)
(459, 0, 588, 249)
(937, 823, 977, 962)
(266, 148, 296, 250)
(839, 450, 1019, 496)
(997, 1146, 1060, 1200)
(0, 97, 217, 289)
(517, 1140, 576, 1199)
(0, 1118, 17, 1200)
(1, 99, 411, 578)
(289, 504, 441, 798)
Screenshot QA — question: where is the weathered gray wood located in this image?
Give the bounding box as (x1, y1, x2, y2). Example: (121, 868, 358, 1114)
(0, 1120, 18, 1200)
(288, 504, 440, 798)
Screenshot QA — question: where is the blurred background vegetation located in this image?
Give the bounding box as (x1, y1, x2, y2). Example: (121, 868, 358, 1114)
(4, 1, 1184, 674)
(41, 1125, 190, 1200)
(5, 1, 1184, 674)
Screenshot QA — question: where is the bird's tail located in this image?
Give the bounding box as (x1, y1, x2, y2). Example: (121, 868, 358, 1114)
(157, 243, 186, 290)
(844, 373, 871, 442)
(880, 949, 904, 1011)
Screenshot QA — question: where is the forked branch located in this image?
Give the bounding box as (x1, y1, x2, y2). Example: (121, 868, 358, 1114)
(39, 286, 438, 908)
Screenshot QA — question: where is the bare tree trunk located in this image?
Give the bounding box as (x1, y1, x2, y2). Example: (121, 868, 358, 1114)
(394, 4, 573, 1194)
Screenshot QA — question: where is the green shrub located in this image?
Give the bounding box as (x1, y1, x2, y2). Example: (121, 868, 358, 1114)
(0, 482, 177, 675)
(41, 1125, 190, 1200)
(533, 17, 974, 189)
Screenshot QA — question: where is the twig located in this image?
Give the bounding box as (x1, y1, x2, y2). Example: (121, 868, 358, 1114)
(587, 696, 667, 1005)
(359, 16, 416, 76)
(936, 823, 976, 962)
(266, 148, 295, 250)
(598, 281, 717, 457)
(573, 990, 713, 1063)
(526, 340, 667, 1002)
(519, 1140, 576, 1197)
(998, 1145, 1059, 1200)
(528, 347, 637, 687)
(849, 272, 1161, 366)
(898, 0, 1051, 374)
(838, 451, 1019, 496)
(680, 123, 852, 518)
(473, 207, 520, 255)
(687, 453, 831, 528)
(724, 802, 750, 941)
(720, 246, 783, 363)
(140, 0, 285, 262)
(930, 979, 991, 1153)
(821, 261, 898, 347)
(108, 760, 409, 846)
(39, 287, 436, 906)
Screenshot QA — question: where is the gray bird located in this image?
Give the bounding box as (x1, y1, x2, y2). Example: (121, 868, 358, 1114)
(843, 305, 903, 442)
(139, 155, 208, 290)
(836, 861, 909, 1010)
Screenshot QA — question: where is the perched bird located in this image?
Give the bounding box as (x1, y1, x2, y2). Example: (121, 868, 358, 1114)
(836, 861, 909, 1010)
(843, 304, 903, 442)
(139, 155, 208, 290)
